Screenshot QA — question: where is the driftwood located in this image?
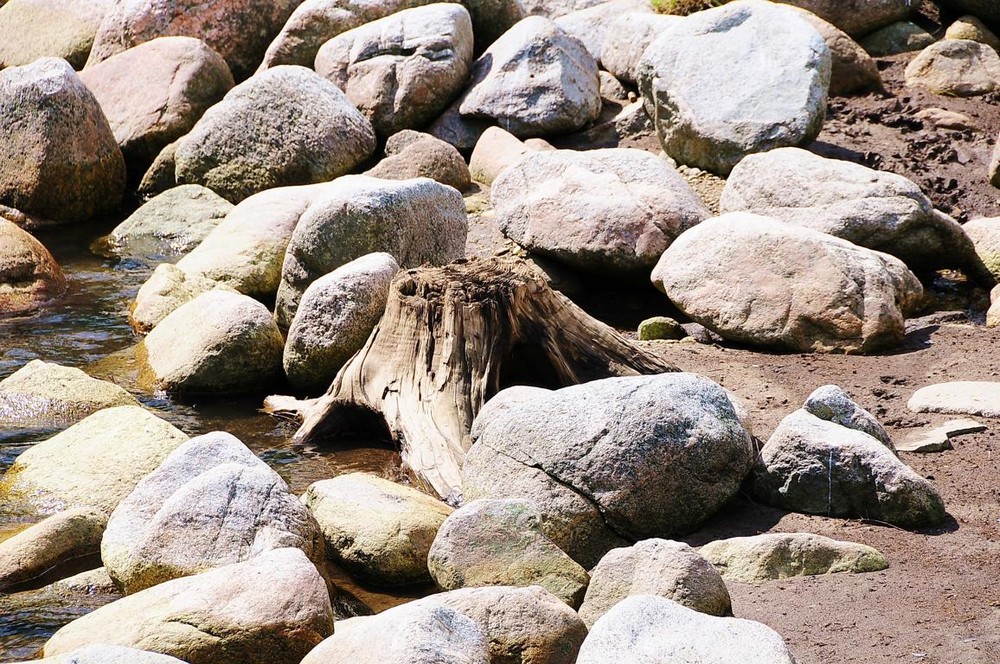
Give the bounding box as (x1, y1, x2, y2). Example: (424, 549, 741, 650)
(264, 254, 677, 501)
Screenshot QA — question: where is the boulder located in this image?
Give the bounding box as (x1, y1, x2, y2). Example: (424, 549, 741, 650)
(79, 37, 234, 169)
(601, 12, 679, 85)
(0, 219, 67, 315)
(0, 360, 137, 431)
(24, 645, 188, 664)
(0, 405, 189, 516)
(300, 601, 488, 664)
(141, 290, 284, 394)
(719, 147, 987, 279)
(577, 595, 797, 664)
(904, 39, 1000, 96)
(554, 0, 652, 63)
(428, 499, 590, 607)
(946, 15, 1000, 52)
(87, 0, 300, 80)
(284, 252, 399, 393)
(491, 148, 708, 275)
(103, 185, 232, 261)
(908, 381, 1000, 418)
(174, 65, 376, 203)
(862, 21, 937, 56)
(751, 409, 946, 528)
(803, 384, 893, 448)
(0, 507, 107, 590)
(365, 130, 471, 191)
(700, 532, 889, 585)
(302, 472, 452, 586)
(468, 126, 541, 185)
(463, 373, 755, 567)
(0, 0, 110, 69)
(579, 539, 730, 628)
(0, 58, 125, 224)
(775, 0, 910, 36)
(637, 1, 830, 175)
(130, 264, 236, 334)
(458, 16, 601, 138)
(651, 213, 924, 353)
(789, 7, 883, 95)
(102, 431, 323, 594)
(176, 183, 332, 300)
(314, 4, 474, 139)
(422, 586, 588, 664)
(44, 548, 334, 664)
(274, 175, 466, 328)
(963, 217, 1000, 280)
(259, 0, 453, 70)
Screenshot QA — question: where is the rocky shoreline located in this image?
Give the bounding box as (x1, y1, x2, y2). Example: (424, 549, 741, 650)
(2, 0, 1000, 662)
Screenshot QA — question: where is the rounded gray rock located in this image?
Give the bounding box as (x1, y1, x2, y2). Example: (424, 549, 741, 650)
(637, 0, 831, 175)
(174, 65, 376, 203)
(491, 148, 708, 275)
(284, 252, 399, 393)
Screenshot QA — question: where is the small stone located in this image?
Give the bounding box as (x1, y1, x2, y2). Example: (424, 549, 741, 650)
(637, 316, 685, 341)
(915, 108, 979, 131)
(945, 15, 1000, 53)
(904, 39, 1000, 97)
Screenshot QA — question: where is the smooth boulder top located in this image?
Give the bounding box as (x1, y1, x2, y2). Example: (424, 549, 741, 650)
(173, 65, 376, 203)
(0, 359, 137, 430)
(464, 373, 755, 567)
(0, 218, 68, 316)
(43, 547, 334, 664)
(652, 212, 924, 353)
(0, 0, 111, 69)
(637, 0, 831, 175)
(577, 595, 798, 664)
(490, 147, 709, 275)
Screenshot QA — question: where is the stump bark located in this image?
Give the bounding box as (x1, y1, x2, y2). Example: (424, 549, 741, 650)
(264, 255, 677, 500)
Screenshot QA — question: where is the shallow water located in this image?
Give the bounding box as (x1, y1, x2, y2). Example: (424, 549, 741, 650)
(0, 221, 402, 659)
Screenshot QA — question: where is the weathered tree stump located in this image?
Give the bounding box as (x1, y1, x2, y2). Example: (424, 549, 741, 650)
(264, 254, 677, 501)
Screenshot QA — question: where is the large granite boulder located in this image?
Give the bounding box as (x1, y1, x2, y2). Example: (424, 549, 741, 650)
(776, 0, 910, 36)
(314, 4, 474, 139)
(637, 0, 831, 175)
(174, 65, 376, 203)
(302, 472, 452, 587)
(752, 407, 946, 528)
(577, 595, 797, 664)
(102, 431, 323, 594)
(0, 0, 111, 69)
(0, 360, 137, 431)
(79, 37, 234, 169)
(720, 147, 987, 280)
(141, 290, 284, 394)
(490, 148, 708, 275)
(283, 252, 399, 393)
(87, 0, 300, 80)
(175, 183, 333, 300)
(651, 213, 924, 353)
(463, 373, 755, 567)
(579, 538, 731, 628)
(0, 58, 125, 224)
(129, 264, 236, 333)
(904, 39, 1000, 97)
(427, 499, 590, 607)
(23, 645, 187, 664)
(103, 185, 232, 261)
(457, 16, 601, 138)
(0, 406, 188, 516)
(274, 175, 466, 328)
(259, 0, 452, 70)
(0, 219, 67, 315)
(43, 548, 334, 664)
